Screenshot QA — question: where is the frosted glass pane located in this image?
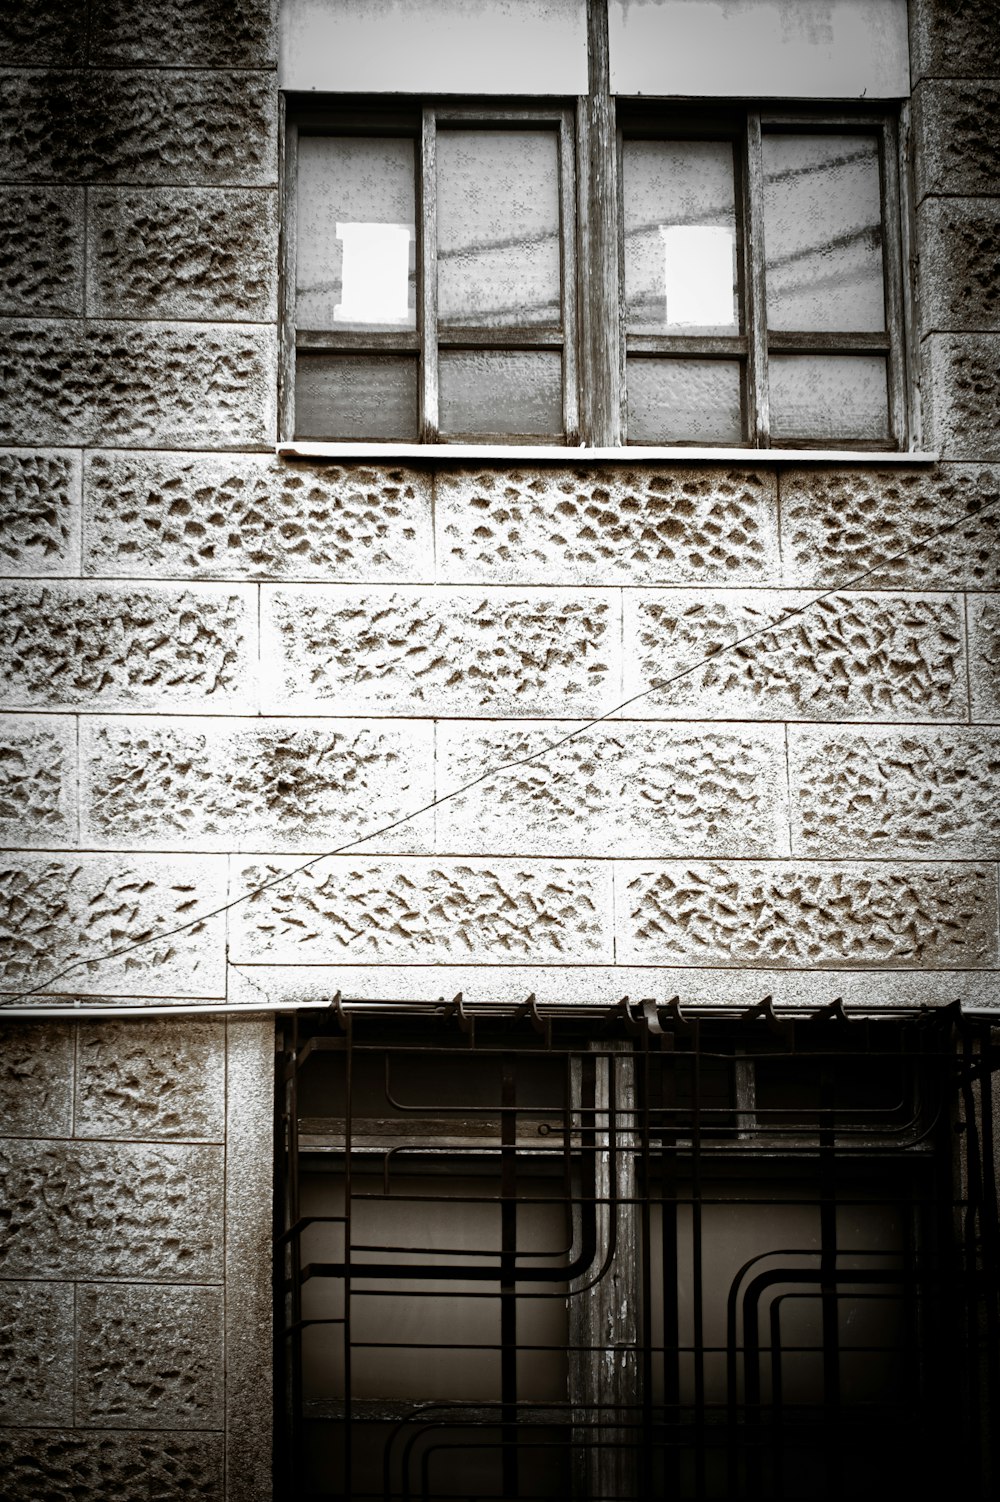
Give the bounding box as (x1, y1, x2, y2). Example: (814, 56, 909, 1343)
(769, 355, 889, 442)
(624, 140, 738, 334)
(763, 134, 885, 332)
(439, 351, 562, 436)
(437, 131, 561, 328)
(296, 136, 416, 331)
(295, 354, 418, 440)
(627, 358, 742, 444)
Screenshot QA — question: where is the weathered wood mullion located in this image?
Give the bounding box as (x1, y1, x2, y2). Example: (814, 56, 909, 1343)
(744, 113, 770, 446)
(577, 0, 621, 446)
(278, 107, 297, 442)
(880, 115, 909, 449)
(420, 108, 439, 442)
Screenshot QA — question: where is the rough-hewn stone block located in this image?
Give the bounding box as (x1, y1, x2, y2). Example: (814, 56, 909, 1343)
(0, 321, 275, 448)
(77, 1283, 223, 1429)
(0, 1282, 73, 1424)
(88, 188, 277, 321)
(919, 198, 1000, 333)
(622, 589, 966, 722)
(0, 188, 83, 316)
(927, 335, 1000, 460)
(0, 714, 76, 847)
(0, 70, 276, 185)
(81, 716, 433, 853)
(0, 853, 227, 998)
(913, 81, 1000, 200)
(436, 720, 789, 858)
(90, 0, 277, 66)
(910, 0, 1000, 81)
(83, 452, 431, 581)
(0, 2, 84, 64)
(260, 586, 618, 716)
(76, 1019, 225, 1141)
(779, 464, 1000, 589)
(0, 1138, 223, 1279)
(0, 1429, 224, 1502)
(230, 857, 613, 964)
(0, 582, 256, 713)
(620, 860, 998, 968)
(789, 725, 1000, 858)
(969, 593, 1000, 721)
(0, 449, 81, 576)
(0, 1021, 73, 1137)
(436, 466, 779, 585)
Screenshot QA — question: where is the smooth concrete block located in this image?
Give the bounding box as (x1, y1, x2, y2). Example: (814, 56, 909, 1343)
(0, 69, 277, 186)
(260, 585, 619, 717)
(779, 463, 1000, 590)
(622, 588, 966, 723)
(0, 1138, 223, 1279)
(927, 335, 1000, 460)
(75, 1018, 226, 1141)
(618, 860, 998, 969)
(0, 321, 276, 448)
(0, 1282, 74, 1424)
(0, 1429, 224, 1502)
(229, 855, 614, 964)
(80, 716, 434, 854)
(436, 720, 789, 858)
(0, 1021, 73, 1137)
(968, 593, 1000, 720)
(77, 1283, 224, 1429)
(910, 0, 1000, 81)
(89, 0, 277, 66)
(0, 188, 83, 316)
(789, 724, 1000, 858)
(0, 448, 82, 577)
(0, 581, 257, 713)
(0, 852, 228, 999)
(83, 452, 432, 581)
(919, 198, 1000, 333)
(0, 714, 76, 848)
(435, 465, 780, 586)
(88, 188, 277, 321)
(0, 2, 86, 64)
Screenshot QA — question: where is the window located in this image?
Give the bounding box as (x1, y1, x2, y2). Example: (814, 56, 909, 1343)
(281, 104, 907, 450)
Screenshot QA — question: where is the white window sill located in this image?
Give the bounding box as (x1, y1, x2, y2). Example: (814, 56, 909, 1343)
(277, 442, 938, 465)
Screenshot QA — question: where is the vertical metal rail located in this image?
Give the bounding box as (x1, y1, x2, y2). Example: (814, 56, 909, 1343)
(342, 1014, 354, 1500)
(690, 1019, 706, 1501)
(818, 1058, 841, 1501)
(500, 1056, 519, 1500)
(639, 1033, 655, 1501)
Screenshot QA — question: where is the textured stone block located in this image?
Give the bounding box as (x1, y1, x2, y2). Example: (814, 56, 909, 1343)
(969, 594, 1000, 721)
(0, 714, 76, 847)
(0, 1138, 223, 1279)
(230, 856, 613, 964)
(0, 1430, 224, 1502)
(620, 861, 998, 969)
(436, 720, 789, 858)
(81, 716, 433, 853)
(779, 464, 1000, 589)
(88, 188, 277, 321)
(0, 448, 81, 576)
(789, 725, 1000, 858)
(0, 582, 256, 713)
(0, 2, 85, 64)
(0, 321, 275, 448)
(927, 336, 1000, 459)
(0, 853, 227, 998)
(0, 188, 83, 316)
(919, 198, 1000, 332)
(77, 1283, 223, 1429)
(0, 1021, 73, 1137)
(0, 1282, 73, 1424)
(914, 81, 1000, 200)
(436, 465, 779, 585)
(910, 0, 1000, 81)
(83, 451, 431, 581)
(90, 0, 277, 66)
(0, 70, 276, 185)
(76, 1019, 226, 1140)
(261, 586, 618, 716)
(623, 589, 966, 722)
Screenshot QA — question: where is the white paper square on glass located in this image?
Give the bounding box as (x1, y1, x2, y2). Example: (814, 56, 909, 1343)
(335, 222, 415, 325)
(658, 224, 736, 328)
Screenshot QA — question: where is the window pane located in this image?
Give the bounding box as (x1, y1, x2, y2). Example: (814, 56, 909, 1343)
(626, 358, 742, 443)
(769, 354, 889, 443)
(763, 134, 885, 333)
(295, 354, 418, 440)
(437, 130, 561, 328)
(296, 136, 417, 331)
(623, 140, 739, 334)
(439, 350, 562, 436)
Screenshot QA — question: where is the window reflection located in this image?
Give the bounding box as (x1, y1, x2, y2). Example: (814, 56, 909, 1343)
(334, 222, 415, 327)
